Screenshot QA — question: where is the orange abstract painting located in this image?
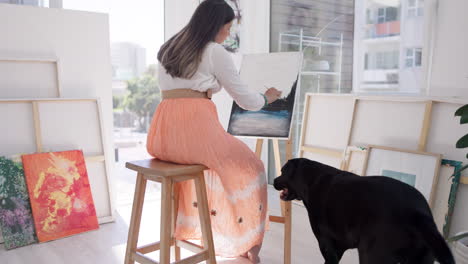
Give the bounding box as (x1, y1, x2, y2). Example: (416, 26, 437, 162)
(22, 150, 99, 242)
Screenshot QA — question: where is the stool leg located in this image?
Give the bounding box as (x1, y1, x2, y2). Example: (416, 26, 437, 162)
(125, 173, 147, 264)
(194, 172, 216, 264)
(160, 177, 173, 264)
(172, 183, 181, 261)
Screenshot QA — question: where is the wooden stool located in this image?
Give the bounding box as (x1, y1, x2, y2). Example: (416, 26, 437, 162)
(125, 159, 217, 264)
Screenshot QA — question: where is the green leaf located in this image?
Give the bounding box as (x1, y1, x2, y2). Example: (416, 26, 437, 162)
(447, 232, 468, 243)
(456, 134, 468, 148)
(461, 114, 468, 124)
(455, 104, 468, 116)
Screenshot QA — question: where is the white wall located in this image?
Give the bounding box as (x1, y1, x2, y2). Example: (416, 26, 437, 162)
(426, 0, 468, 234)
(0, 3, 115, 208)
(428, 0, 468, 97)
(164, 0, 199, 41)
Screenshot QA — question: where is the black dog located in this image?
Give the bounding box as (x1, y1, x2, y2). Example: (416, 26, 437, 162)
(273, 158, 455, 264)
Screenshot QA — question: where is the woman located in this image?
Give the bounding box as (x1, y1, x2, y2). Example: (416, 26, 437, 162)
(147, 0, 282, 262)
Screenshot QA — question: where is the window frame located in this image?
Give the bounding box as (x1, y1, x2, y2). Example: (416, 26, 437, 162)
(408, 0, 424, 18)
(405, 47, 423, 68)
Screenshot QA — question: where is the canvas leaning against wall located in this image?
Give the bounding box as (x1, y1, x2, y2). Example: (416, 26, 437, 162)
(21, 150, 99, 243)
(0, 155, 37, 250)
(227, 52, 303, 138)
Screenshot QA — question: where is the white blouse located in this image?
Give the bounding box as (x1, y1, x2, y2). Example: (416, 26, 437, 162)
(158, 42, 265, 111)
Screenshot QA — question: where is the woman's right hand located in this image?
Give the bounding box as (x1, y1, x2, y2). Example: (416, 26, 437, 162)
(264, 87, 282, 104)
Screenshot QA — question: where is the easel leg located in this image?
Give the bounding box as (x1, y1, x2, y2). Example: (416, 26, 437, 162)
(273, 139, 292, 264)
(255, 138, 292, 264)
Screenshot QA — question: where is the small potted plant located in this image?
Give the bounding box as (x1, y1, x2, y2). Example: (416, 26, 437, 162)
(449, 105, 468, 262)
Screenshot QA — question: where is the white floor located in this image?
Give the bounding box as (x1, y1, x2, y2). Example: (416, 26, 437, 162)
(0, 146, 360, 264)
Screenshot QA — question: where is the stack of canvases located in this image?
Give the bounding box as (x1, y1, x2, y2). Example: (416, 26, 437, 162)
(298, 94, 468, 239)
(0, 150, 99, 249)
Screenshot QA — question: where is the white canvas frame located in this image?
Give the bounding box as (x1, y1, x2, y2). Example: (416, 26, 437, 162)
(362, 145, 441, 207)
(228, 51, 303, 140)
(0, 98, 114, 224)
(342, 146, 368, 176)
(299, 94, 467, 173)
(0, 55, 62, 98)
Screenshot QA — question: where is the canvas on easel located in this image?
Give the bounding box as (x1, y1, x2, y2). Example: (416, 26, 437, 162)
(227, 52, 302, 138)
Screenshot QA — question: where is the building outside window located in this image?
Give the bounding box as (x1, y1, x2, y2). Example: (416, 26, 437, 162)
(405, 47, 422, 67)
(63, 0, 164, 204)
(355, 0, 426, 94)
(408, 0, 424, 17)
(269, 0, 355, 181)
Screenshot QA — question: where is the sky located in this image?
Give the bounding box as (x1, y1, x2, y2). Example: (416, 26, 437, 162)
(63, 0, 165, 66)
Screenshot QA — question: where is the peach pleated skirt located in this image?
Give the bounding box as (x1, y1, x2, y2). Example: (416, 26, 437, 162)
(146, 98, 268, 257)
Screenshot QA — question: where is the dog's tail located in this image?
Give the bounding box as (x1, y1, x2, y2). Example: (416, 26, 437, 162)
(420, 219, 455, 264)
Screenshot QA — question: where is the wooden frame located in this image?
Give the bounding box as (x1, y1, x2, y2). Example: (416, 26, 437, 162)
(0, 55, 62, 97)
(342, 146, 368, 175)
(0, 98, 114, 224)
(362, 145, 441, 207)
(298, 94, 468, 184)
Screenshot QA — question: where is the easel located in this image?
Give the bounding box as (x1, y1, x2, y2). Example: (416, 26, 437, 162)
(255, 138, 292, 264)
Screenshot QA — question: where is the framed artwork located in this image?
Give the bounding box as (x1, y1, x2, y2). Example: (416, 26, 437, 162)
(362, 145, 441, 207)
(227, 52, 303, 138)
(0, 155, 37, 249)
(21, 150, 99, 242)
(342, 146, 368, 175)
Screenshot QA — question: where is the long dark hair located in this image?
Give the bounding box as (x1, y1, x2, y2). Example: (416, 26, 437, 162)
(157, 0, 235, 79)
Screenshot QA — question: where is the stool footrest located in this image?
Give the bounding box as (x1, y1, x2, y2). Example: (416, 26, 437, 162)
(174, 251, 208, 264)
(137, 242, 164, 254)
(270, 215, 286, 223)
(176, 240, 204, 254)
(134, 252, 159, 264)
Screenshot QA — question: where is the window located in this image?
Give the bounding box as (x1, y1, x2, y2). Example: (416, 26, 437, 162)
(355, 0, 426, 94)
(0, 0, 48, 6)
(372, 51, 399, 70)
(63, 0, 164, 205)
(377, 7, 399, 23)
(408, 0, 424, 17)
(270, 0, 355, 181)
(405, 48, 422, 67)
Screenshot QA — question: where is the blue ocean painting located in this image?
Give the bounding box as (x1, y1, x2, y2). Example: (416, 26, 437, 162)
(227, 80, 297, 138)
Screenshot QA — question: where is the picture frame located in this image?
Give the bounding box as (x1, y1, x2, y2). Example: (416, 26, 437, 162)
(342, 146, 368, 175)
(362, 145, 442, 207)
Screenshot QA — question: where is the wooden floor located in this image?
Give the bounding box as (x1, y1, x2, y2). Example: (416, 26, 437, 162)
(0, 147, 360, 263)
(0, 184, 360, 264)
